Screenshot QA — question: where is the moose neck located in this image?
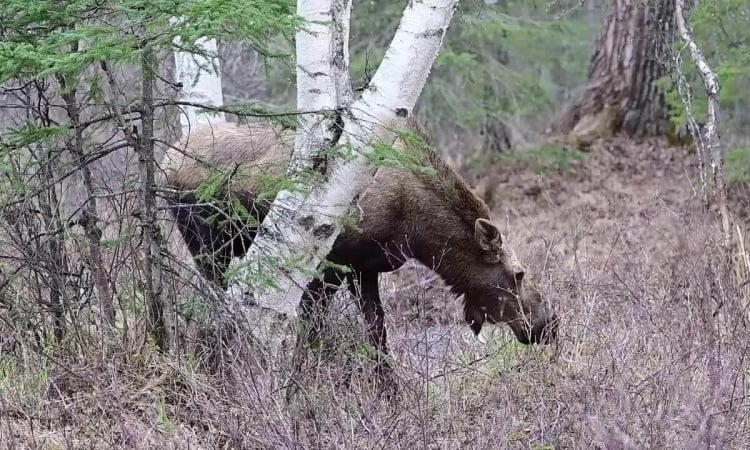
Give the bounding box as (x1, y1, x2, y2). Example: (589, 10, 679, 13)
(376, 148, 493, 297)
(405, 192, 487, 297)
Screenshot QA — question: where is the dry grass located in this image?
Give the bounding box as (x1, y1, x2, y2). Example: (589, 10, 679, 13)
(1, 138, 749, 449)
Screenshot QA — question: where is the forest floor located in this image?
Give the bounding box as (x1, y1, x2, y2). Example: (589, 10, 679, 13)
(2, 137, 749, 449)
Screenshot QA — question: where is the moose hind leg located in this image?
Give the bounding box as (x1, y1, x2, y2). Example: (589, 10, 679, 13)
(287, 268, 346, 403)
(167, 196, 241, 289)
(298, 269, 346, 346)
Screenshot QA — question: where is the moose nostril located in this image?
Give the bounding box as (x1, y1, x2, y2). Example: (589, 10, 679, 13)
(514, 270, 525, 283)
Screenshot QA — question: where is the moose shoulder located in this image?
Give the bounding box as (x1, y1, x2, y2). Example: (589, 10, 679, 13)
(158, 121, 557, 356)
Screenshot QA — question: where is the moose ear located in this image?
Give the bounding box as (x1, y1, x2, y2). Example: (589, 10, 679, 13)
(474, 218, 502, 253)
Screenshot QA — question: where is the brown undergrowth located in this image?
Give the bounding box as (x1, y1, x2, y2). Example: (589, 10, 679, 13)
(1, 137, 749, 448)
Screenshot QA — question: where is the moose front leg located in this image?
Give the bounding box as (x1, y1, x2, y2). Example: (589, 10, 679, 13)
(348, 271, 388, 357)
(348, 271, 398, 398)
(348, 270, 396, 372)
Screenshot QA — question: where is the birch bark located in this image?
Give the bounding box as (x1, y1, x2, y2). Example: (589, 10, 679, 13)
(675, 0, 731, 247)
(227, 0, 460, 351)
(172, 24, 226, 130)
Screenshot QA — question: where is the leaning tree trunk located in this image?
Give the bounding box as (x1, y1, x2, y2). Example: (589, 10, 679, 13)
(562, 0, 674, 144)
(227, 0, 459, 352)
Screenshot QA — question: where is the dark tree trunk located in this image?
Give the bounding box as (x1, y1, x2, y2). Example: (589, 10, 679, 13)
(561, 0, 674, 143)
(139, 45, 172, 353)
(481, 115, 512, 153)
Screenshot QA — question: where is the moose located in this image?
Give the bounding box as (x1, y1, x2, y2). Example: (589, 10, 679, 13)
(158, 120, 558, 358)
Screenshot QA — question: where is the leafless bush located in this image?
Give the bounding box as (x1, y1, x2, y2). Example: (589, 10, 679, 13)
(3, 174, 748, 447)
(2, 37, 750, 450)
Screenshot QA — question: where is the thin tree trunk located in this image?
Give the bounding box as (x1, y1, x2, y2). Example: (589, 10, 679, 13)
(227, 0, 460, 351)
(675, 0, 731, 248)
(139, 45, 171, 352)
(39, 156, 68, 342)
(29, 86, 69, 342)
(101, 43, 174, 350)
(561, 0, 674, 143)
(58, 70, 115, 325)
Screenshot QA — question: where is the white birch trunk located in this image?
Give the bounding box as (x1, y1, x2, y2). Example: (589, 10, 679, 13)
(171, 21, 226, 130)
(290, 0, 352, 175)
(675, 0, 731, 247)
(227, 0, 459, 352)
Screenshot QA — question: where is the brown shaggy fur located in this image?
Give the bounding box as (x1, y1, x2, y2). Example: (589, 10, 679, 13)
(158, 121, 557, 358)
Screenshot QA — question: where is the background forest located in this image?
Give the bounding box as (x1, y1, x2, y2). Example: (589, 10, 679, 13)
(0, 0, 749, 448)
